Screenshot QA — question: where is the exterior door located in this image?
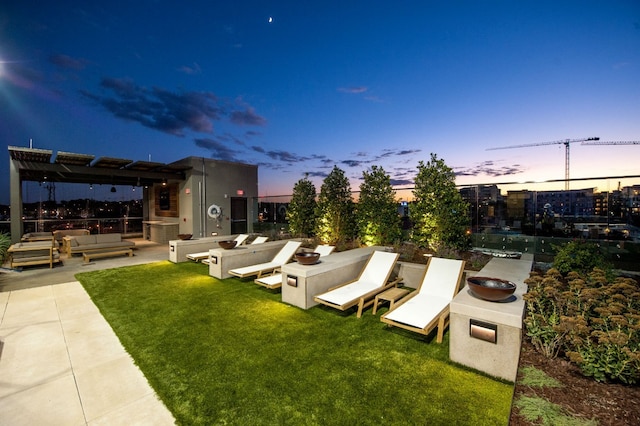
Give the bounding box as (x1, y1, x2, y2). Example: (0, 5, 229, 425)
(230, 197, 247, 234)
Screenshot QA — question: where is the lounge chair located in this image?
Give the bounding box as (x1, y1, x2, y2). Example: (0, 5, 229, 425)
(380, 256, 465, 343)
(254, 245, 335, 289)
(313, 250, 401, 318)
(228, 240, 302, 278)
(251, 236, 268, 244)
(187, 234, 248, 262)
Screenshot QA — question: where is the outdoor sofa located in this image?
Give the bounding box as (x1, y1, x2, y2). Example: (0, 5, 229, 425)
(64, 233, 135, 255)
(21, 232, 54, 242)
(8, 240, 61, 269)
(53, 229, 90, 249)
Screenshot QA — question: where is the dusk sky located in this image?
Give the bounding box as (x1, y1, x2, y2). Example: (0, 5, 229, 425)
(1, 1, 639, 204)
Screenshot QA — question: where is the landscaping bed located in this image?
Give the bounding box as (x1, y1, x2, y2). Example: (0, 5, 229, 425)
(510, 338, 640, 425)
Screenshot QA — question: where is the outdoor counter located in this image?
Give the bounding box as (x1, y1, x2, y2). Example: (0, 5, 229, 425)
(143, 221, 179, 244)
(449, 255, 533, 381)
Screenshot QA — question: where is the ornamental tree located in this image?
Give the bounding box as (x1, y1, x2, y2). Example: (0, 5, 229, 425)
(286, 175, 317, 237)
(315, 166, 356, 245)
(356, 166, 402, 246)
(410, 153, 470, 250)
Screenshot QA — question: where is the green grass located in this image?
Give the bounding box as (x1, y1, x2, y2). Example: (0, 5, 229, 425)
(77, 261, 512, 425)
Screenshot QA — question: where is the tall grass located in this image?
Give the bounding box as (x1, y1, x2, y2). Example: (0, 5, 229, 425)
(77, 261, 512, 425)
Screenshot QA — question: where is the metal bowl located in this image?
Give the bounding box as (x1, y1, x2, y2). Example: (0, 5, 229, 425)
(178, 234, 192, 240)
(295, 252, 321, 265)
(467, 276, 517, 302)
(218, 240, 237, 250)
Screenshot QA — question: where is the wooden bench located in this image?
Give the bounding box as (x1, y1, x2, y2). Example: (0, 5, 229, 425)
(83, 248, 133, 263)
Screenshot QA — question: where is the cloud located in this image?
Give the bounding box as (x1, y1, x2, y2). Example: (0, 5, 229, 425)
(81, 77, 221, 136)
(307, 170, 329, 178)
(263, 149, 311, 163)
(214, 132, 246, 146)
(49, 54, 89, 71)
(336, 148, 422, 169)
(194, 137, 241, 162)
(82, 77, 266, 137)
(337, 86, 368, 94)
(178, 62, 202, 75)
(375, 148, 421, 160)
(230, 107, 267, 126)
(245, 130, 262, 138)
(455, 160, 525, 177)
(341, 159, 364, 168)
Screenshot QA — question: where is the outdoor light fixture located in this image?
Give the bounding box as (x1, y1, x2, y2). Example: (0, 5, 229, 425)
(110, 186, 116, 193)
(161, 178, 167, 186)
(89, 184, 93, 190)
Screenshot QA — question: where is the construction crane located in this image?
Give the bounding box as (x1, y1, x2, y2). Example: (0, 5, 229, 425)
(581, 140, 640, 146)
(487, 137, 599, 190)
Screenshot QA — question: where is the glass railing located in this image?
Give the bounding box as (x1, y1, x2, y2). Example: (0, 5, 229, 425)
(3, 175, 639, 269)
(8, 217, 145, 237)
(253, 175, 640, 270)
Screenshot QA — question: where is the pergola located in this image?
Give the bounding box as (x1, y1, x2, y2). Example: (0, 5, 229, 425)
(8, 146, 188, 242)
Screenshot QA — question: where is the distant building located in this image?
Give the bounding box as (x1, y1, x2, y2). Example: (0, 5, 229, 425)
(459, 184, 504, 231)
(533, 188, 595, 217)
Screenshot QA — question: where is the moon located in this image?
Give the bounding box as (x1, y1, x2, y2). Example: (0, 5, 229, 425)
(268, 16, 273, 23)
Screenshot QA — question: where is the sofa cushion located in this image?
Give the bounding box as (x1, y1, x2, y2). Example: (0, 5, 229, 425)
(12, 249, 52, 259)
(69, 240, 135, 254)
(97, 234, 121, 243)
(53, 229, 89, 241)
(75, 235, 97, 245)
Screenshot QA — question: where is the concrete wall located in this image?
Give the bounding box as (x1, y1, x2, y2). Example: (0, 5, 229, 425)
(149, 157, 258, 239)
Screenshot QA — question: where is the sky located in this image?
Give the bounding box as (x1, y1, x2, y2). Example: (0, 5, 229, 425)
(1, 1, 639, 204)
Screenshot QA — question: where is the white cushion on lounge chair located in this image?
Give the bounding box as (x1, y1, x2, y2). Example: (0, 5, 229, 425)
(254, 244, 335, 289)
(315, 280, 382, 306)
(314, 250, 400, 311)
(255, 273, 283, 288)
(187, 234, 249, 262)
(251, 236, 268, 244)
(234, 234, 249, 245)
(186, 251, 209, 261)
(314, 245, 335, 257)
(383, 293, 450, 329)
(228, 240, 301, 278)
(381, 257, 465, 343)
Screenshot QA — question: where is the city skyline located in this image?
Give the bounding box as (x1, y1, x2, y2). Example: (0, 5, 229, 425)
(2, 1, 639, 204)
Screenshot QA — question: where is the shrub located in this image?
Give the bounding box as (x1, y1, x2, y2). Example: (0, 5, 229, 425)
(315, 166, 356, 245)
(287, 176, 317, 237)
(523, 269, 570, 358)
(563, 270, 640, 384)
(524, 267, 640, 384)
(0, 232, 11, 265)
(552, 240, 611, 276)
(410, 153, 470, 251)
(356, 166, 402, 246)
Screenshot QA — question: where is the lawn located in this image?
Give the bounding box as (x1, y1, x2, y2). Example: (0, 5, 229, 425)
(76, 261, 512, 425)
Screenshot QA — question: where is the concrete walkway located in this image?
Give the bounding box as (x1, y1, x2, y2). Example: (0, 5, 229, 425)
(0, 239, 176, 425)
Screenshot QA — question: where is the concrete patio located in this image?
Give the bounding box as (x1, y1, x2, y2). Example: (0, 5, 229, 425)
(0, 239, 176, 425)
